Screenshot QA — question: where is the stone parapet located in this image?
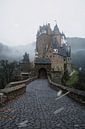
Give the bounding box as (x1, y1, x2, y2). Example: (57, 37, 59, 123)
(0, 76, 37, 103)
(48, 76, 85, 104)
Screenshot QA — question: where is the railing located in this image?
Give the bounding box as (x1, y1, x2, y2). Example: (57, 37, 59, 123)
(0, 76, 37, 103)
(48, 76, 85, 104)
(6, 76, 37, 87)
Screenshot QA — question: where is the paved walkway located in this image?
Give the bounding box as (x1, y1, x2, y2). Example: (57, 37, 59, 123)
(0, 79, 85, 129)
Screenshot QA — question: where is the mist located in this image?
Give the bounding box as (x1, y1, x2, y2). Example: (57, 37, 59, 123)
(0, 37, 85, 70)
(67, 37, 85, 70)
(0, 42, 36, 62)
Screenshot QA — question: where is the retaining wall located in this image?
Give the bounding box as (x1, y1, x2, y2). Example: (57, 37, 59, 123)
(0, 76, 37, 103)
(48, 76, 85, 104)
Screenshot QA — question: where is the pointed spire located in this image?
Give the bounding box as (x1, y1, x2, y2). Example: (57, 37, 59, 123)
(61, 31, 66, 39)
(53, 24, 60, 34)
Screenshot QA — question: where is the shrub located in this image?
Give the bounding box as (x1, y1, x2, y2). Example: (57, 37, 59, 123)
(66, 70, 79, 87)
(62, 69, 79, 88)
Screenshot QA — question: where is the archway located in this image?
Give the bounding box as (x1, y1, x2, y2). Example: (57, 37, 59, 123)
(38, 68, 47, 79)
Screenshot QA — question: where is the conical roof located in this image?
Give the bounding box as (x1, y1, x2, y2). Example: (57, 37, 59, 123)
(53, 24, 60, 34)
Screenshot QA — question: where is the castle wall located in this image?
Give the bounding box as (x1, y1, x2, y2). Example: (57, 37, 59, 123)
(36, 34, 51, 58)
(51, 54, 64, 72)
(45, 48, 64, 73)
(35, 24, 71, 75)
(56, 34, 61, 44)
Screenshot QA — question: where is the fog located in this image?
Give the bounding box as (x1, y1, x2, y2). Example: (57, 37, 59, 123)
(0, 42, 35, 62)
(0, 37, 85, 70)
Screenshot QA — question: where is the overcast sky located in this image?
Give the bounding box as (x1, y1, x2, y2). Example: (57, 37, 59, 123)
(0, 0, 85, 46)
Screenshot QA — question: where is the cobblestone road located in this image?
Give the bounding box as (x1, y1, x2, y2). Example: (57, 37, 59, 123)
(0, 79, 85, 129)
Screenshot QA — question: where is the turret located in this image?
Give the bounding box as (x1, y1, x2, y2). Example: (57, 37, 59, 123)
(61, 31, 67, 46)
(53, 24, 60, 35)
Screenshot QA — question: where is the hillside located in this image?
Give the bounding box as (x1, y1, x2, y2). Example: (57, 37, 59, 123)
(0, 37, 85, 70)
(67, 37, 85, 51)
(67, 37, 85, 70)
(0, 42, 35, 62)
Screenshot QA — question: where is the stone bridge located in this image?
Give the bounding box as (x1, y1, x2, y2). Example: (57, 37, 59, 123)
(0, 79, 85, 129)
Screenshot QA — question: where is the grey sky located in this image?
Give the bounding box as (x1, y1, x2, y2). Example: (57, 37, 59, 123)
(0, 0, 85, 46)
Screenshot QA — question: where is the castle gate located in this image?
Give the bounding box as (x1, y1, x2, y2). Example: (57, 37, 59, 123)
(34, 58, 51, 78)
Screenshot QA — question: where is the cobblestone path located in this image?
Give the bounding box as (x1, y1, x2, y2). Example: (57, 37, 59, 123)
(0, 79, 85, 129)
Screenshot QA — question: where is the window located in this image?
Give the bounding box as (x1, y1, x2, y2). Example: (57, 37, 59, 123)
(53, 49, 58, 53)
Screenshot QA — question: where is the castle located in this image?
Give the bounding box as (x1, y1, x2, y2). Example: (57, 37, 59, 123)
(34, 23, 71, 78)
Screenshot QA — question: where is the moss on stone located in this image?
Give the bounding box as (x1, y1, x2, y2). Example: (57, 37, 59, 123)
(66, 70, 79, 87)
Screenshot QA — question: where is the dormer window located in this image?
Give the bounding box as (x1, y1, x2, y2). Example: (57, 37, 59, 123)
(53, 49, 58, 53)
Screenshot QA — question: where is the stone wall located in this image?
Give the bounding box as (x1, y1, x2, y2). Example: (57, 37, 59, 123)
(48, 76, 85, 104)
(36, 34, 51, 58)
(35, 64, 51, 77)
(36, 32, 65, 73)
(0, 76, 37, 103)
(51, 54, 64, 72)
(50, 71, 62, 84)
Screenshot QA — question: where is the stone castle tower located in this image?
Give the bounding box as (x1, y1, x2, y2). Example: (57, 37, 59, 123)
(34, 23, 71, 78)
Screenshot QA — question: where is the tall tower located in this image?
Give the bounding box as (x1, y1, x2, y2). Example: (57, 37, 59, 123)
(53, 24, 61, 44)
(36, 24, 52, 58)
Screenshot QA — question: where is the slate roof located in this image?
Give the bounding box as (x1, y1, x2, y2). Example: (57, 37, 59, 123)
(61, 32, 66, 39)
(53, 24, 60, 34)
(51, 37, 59, 49)
(34, 58, 51, 64)
(51, 37, 68, 57)
(58, 45, 67, 57)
